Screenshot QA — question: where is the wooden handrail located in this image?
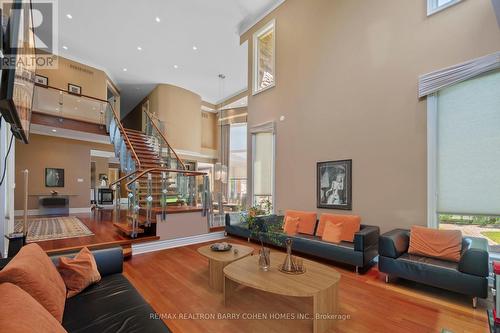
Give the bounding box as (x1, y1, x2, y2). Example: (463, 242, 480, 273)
(109, 169, 142, 188)
(125, 167, 206, 192)
(35, 84, 141, 169)
(143, 110, 187, 170)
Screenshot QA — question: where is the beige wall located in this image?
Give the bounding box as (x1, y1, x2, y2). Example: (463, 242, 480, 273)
(15, 134, 113, 210)
(202, 111, 217, 150)
(36, 55, 109, 100)
(243, 0, 500, 232)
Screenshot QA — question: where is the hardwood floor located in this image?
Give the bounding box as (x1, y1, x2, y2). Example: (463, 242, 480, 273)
(33, 210, 158, 253)
(124, 237, 490, 333)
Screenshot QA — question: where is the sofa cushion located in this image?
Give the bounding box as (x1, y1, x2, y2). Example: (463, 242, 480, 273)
(0, 283, 67, 333)
(408, 226, 462, 262)
(316, 213, 360, 242)
(63, 273, 171, 333)
(285, 210, 317, 235)
(58, 247, 101, 298)
(0, 243, 66, 322)
(283, 216, 300, 236)
(322, 221, 343, 243)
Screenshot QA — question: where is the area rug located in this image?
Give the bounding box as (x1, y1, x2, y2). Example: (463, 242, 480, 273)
(14, 216, 94, 242)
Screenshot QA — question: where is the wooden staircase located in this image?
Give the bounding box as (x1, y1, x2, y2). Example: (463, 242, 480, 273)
(113, 128, 183, 237)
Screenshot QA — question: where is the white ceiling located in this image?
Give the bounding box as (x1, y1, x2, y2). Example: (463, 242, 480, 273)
(55, 0, 283, 115)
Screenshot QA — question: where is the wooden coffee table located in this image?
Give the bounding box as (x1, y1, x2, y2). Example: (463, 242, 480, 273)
(223, 252, 340, 333)
(197, 243, 254, 292)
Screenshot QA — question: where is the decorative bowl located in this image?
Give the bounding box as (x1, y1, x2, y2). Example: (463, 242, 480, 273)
(210, 242, 232, 252)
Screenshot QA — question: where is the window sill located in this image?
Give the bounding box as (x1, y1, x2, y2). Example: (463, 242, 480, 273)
(427, 0, 462, 16)
(252, 82, 276, 96)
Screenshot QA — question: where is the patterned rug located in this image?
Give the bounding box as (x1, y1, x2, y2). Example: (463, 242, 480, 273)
(14, 216, 94, 242)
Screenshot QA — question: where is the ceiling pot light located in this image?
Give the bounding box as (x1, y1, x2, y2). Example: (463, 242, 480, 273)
(123, 68, 128, 72)
(66, 14, 73, 19)
(155, 17, 161, 22)
(62, 45, 68, 50)
(192, 46, 198, 51)
(137, 46, 142, 51)
(173, 65, 178, 69)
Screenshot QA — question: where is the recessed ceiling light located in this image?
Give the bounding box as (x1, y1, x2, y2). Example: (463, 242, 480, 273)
(137, 46, 142, 51)
(155, 17, 161, 23)
(62, 45, 68, 50)
(123, 68, 128, 72)
(51, 129, 57, 133)
(173, 65, 178, 69)
(192, 46, 198, 51)
(66, 14, 73, 19)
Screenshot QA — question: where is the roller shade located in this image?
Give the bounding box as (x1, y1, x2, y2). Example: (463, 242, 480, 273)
(419, 52, 500, 98)
(437, 70, 500, 215)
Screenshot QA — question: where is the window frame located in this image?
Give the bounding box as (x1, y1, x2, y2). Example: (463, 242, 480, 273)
(252, 19, 276, 96)
(427, 0, 462, 16)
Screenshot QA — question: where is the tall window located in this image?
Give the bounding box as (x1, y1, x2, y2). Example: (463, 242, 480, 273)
(427, 0, 462, 16)
(253, 19, 275, 95)
(252, 130, 275, 209)
(228, 124, 247, 207)
(430, 70, 500, 251)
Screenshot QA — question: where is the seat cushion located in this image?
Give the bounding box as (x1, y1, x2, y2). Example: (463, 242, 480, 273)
(285, 210, 317, 235)
(58, 247, 101, 298)
(0, 243, 66, 322)
(63, 274, 171, 332)
(0, 283, 67, 333)
(408, 226, 462, 262)
(316, 213, 360, 242)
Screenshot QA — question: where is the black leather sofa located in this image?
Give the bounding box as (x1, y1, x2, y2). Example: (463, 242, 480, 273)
(0, 247, 171, 333)
(378, 228, 489, 307)
(225, 213, 380, 273)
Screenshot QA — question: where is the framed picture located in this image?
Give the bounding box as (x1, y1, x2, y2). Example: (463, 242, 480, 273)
(45, 168, 65, 187)
(68, 83, 82, 95)
(35, 74, 48, 86)
(317, 159, 352, 210)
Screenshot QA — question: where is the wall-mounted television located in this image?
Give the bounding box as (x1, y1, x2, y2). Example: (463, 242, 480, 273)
(0, 0, 36, 143)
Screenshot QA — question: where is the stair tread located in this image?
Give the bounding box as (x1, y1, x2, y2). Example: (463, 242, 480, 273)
(113, 222, 145, 234)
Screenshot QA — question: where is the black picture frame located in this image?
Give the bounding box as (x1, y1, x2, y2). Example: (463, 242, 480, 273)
(35, 74, 48, 86)
(317, 159, 352, 210)
(45, 168, 64, 187)
(67, 83, 82, 95)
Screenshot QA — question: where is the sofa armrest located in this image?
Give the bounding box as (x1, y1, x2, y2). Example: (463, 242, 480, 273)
(354, 225, 380, 252)
(50, 246, 123, 277)
(458, 237, 489, 277)
(378, 229, 410, 259)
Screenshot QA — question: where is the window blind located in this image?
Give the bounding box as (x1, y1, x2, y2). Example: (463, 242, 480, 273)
(419, 52, 500, 98)
(437, 70, 500, 215)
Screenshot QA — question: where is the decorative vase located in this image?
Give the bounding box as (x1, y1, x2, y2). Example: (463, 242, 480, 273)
(281, 238, 295, 272)
(258, 247, 271, 271)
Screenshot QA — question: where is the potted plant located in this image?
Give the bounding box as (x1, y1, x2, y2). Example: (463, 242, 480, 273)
(240, 200, 283, 270)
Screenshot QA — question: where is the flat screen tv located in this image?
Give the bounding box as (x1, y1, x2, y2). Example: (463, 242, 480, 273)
(0, 0, 36, 143)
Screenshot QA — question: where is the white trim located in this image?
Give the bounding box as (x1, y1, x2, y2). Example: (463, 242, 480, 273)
(90, 149, 115, 158)
(168, 149, 216, 160)
(132, 232, 226, 255)
(249, 121, 275, 134)
(252, 19, 276, 96)
(427, 94, 439, 228)
(14, 207, 91, 216)
(238, 0, 286, 36)
(427, 0, 462, 16)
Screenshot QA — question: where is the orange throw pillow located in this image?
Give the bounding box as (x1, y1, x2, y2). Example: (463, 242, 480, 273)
(316, 213, 361, 242)
(58, 247, 101, 298)
(0, 243, 66, 322)
(283, 216, 300, 236)
(322, 221, 343, 243)
(285, 210, 317, 235)
(0, 283, 67, 333)
(408, 226, 463, 262)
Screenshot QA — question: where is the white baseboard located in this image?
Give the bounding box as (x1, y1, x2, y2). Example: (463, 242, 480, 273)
(132, 231, 226, 256)
(14, 207, 91, 216)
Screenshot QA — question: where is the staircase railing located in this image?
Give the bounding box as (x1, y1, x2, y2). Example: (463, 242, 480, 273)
(142, 109, 186, 170)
